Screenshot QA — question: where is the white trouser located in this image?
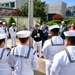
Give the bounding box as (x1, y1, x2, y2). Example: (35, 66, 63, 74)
(33, 40, 42, 57)
(46, 60, 52, 75)
(0, 67, 12, 75)
(11, 35, 16, 47)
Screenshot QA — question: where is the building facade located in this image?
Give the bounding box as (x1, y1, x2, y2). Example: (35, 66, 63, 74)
(48, 1, 67, 17)
(0, 0, 41, 9)
(45, 1, 67, 21)
(68, 6, 75, 11)
(0, 0, 28, 9)
(67, 6, 75, 17)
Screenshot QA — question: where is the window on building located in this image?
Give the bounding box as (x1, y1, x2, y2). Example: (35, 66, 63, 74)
(1, 4, 4, 6)
(6, 3, 9, 7)
(24, 3, 28, 6)
(11, 2, 15, 8)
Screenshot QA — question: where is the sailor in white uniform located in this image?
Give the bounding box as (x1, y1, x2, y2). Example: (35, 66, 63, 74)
(9, 30, 38, 75)
(42, 25, 66, 75)
(0, 20, 5, 34)
(0, 34, 12, 75)
(2, 22, 9, 48)
(50, 30, 75, 75)
(9, 23, 17, 48)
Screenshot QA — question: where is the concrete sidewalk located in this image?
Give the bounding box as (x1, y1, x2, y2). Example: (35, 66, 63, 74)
(34, 58, 46, 75)
(7, 39, 46, 75)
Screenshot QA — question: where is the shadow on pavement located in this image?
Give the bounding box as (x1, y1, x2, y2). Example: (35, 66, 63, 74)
(34, 70, 45, 75)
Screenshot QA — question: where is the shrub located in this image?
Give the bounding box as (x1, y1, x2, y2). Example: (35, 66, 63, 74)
(52, 14, 63, 20)
(63, 19, 72, 25)
(68, 20, 75, 28)
(60, 19, 75, 28)
(47, 20, 61, 26)
(68, 20, 75, 25)
(8, 16, 16, 28)
(47, 19, 75, 28)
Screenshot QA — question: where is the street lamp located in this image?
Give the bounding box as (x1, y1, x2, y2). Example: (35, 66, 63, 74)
(28, 0, 33, 47)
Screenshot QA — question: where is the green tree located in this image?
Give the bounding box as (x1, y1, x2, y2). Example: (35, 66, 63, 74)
(34, 0, 46, 22)
(19, 0, 46, 23)
(47, 20, 61, 26)
(8, 16, 16, 27)
(20, 5, 28, 16)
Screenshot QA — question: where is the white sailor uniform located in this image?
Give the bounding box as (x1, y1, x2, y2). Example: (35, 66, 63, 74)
(50, 30, 75, 75)
(50, 46, 75, 75)
(0, 27, 5, 34)
(9, 26, 17, 47)
(9, 45, 38, 75)
(43, 36, 66, 75)
(3, 27, 9, 48)
(0, 48, 12, 75)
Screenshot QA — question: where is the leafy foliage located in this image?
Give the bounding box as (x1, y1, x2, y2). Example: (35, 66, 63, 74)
(69, 20, 75, 24)
(19, 0, 46, 23)
(64, 19, 72, 25)
(52, 14, 63, 20)
(47, 20, 61, 26)
(20, 6, 28, 16)
(8, 16, 16, 27)
(47, 19, 75, 28)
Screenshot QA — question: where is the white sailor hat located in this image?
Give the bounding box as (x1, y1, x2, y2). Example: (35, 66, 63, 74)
(3, 22, 6, 25)
(35, 23, 40, 27)
(16, 30, 31, 38)
(0, 20, 3, 24)
(12, 23, 15, 25)
(0, 34, 5, 40)
(49, 25, 59, 32)
(64, 30, 75, 37)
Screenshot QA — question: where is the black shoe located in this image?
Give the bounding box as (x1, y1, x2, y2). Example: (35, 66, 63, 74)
(37, 55, 39, 57)
(15, 45, 17, 47)
(6, 47, 11, 50)
(11, 46, 14, 48)
(41, 56, 44, 58)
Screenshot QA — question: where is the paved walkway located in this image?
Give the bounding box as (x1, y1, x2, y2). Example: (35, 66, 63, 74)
(7, 39, 46, 75)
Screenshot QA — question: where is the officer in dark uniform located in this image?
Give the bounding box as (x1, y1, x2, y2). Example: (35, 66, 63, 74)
(31, 24, 44, 57)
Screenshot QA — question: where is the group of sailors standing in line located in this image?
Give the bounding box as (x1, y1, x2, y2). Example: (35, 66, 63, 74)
(0, 20, 75, 75)
(0, 20, 17, 48)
